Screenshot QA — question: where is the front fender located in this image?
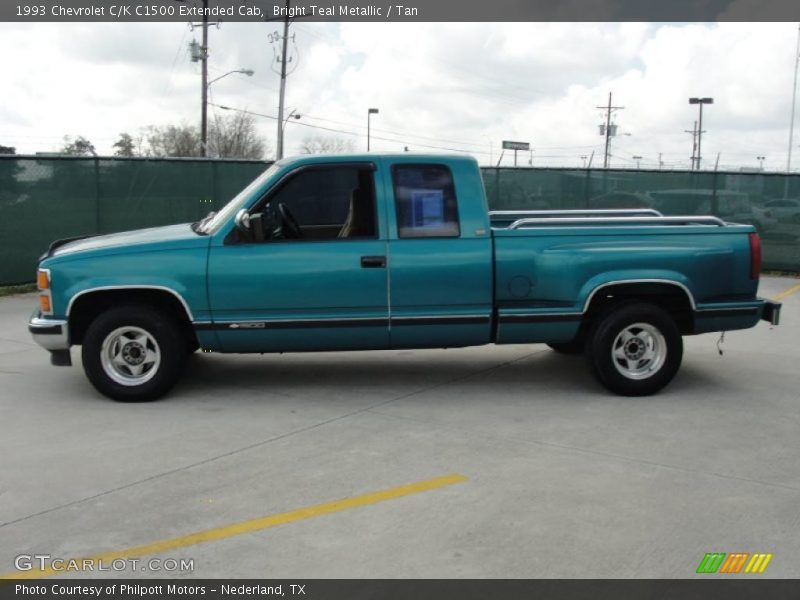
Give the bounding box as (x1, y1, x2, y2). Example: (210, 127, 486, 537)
(44, 247, 209, 321)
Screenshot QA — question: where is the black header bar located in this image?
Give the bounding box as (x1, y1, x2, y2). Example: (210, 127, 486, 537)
(3, 0, 800, 22)
(2, 580, 800, 600)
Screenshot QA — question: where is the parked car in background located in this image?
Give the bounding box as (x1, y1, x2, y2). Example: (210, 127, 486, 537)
(644, 189, 778, 234)
(588, 191, 651, 209)
(763, 198, 800, 224)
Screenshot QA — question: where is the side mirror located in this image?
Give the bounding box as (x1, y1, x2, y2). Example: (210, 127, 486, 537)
(234, 208, 251, 232)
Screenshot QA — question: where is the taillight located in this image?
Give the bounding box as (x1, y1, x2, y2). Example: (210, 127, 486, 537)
(749, 232, 761, 280)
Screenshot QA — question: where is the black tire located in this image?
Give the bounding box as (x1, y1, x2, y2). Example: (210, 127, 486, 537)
(547, 338, 585, 355)
(81, 305, 186, 402)
(587, 302, 683, 396)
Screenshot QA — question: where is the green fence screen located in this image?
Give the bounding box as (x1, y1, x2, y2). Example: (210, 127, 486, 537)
(2, 156, 799, 284)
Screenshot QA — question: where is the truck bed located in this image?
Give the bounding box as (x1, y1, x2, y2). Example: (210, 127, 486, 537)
(489, 209, 762, 344)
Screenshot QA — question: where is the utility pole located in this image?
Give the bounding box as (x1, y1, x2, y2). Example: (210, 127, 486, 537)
(187, 0, 213, 156)
(787, 24, 800, 175)
(658, 152, 664, 169)
(201, 0, 208, 156)
(597, 92, 624, 168)
(685, 120, 699, 170)
(633, 155, 643, 169)
(581, 155, 588, 168)
(689, 97, 714, 170)
(276, 1, 290, 160)
(367, 108, 379, 151)
(269, 0, 298, 159)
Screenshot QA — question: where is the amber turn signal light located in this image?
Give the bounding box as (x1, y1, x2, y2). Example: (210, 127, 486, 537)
(37, 269, 50, 290)
(39, 294, 51, 313)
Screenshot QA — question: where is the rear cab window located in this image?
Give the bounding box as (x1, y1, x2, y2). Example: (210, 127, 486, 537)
(392, 164, 460, 238)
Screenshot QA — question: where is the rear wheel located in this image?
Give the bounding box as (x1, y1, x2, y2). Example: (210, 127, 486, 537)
(82, 305, 186, 402)
(587, 302, 682, 396)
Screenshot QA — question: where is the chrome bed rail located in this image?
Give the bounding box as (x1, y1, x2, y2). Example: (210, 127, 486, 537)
(506, 215, 727, 229)
(490, 208, 664, 219)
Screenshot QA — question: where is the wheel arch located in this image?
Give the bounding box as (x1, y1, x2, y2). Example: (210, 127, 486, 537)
(581, 279, 696, 334)
(67, 286, 195, 346)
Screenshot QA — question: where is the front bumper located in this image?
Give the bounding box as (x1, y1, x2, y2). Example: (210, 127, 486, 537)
(761, 300, 781, 326)
(29, 312, 71, 366)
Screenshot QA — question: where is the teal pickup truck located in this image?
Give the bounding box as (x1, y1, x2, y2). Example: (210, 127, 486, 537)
(29, 154, 781, 402)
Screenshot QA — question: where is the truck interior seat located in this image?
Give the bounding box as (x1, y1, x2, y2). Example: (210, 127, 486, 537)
(338, 187, 375, 238)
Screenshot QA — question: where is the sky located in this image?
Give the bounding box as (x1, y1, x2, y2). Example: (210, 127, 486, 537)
(1, 21, 799, 171)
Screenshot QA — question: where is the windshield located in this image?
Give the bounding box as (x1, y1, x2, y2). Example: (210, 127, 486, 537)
(197, 163, 281, 234)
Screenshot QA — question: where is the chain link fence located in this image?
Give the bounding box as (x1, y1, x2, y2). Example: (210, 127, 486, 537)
(2, 156, 799, 284)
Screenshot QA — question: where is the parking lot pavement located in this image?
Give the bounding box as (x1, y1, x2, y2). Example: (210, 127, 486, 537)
(0, 276, 798, 579)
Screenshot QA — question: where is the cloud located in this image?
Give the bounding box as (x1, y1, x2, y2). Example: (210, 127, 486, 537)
(0, 21, 797, 171)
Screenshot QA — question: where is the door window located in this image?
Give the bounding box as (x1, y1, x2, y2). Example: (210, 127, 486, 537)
(256, 165, 377, 241)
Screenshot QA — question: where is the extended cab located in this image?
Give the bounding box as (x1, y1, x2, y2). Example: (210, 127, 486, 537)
(29, 154, 781, 401)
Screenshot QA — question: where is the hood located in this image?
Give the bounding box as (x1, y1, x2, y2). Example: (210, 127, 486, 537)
(50, 223, 205, 258)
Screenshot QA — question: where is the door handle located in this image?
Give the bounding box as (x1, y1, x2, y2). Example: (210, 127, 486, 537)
(361, 255, 386, 268)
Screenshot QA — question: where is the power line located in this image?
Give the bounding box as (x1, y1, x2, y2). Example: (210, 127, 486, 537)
(210, 102, 491, 155)
(212, 102, 601, 161)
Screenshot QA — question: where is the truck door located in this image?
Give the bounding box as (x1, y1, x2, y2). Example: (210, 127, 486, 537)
(206, 162, 389, 352)
(385, 160, 493, 348)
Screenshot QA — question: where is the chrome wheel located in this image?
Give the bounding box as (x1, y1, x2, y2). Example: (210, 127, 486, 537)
(100, 326, 161, 386)
(611, 322, 666, 380)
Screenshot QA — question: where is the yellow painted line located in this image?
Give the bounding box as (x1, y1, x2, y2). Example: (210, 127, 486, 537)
(774, 282, 800, 301)
(1, 473, 468, 580)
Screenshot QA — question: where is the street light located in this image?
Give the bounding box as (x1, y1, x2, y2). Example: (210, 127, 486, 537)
(207, 68, 255, 88)
(757, 155, 766, 171)
(203, 68, 254, 156)
(281, 109, 302, 154)
(689, 97, 713, 170)
(367, 108, 379, 151)
(633, 155, 643, 169)
(282, 109, 302, 133)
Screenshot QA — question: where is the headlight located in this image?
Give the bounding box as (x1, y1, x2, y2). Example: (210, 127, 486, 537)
(37, 268, 52, 315)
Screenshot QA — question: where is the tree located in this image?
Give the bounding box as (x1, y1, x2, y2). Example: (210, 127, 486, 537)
(0, 145, 22, 209)
(143, 124, 202, 158)
(112, 133, 138, 157)
(208, 112, 268, 159)
(61, 135, 96, 156)
(140, 114, 268, 159)
(300, 136, 355, 154)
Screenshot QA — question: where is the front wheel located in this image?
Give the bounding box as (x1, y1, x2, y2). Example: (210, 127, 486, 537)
(587, 302, 683, 396)
(82, 305, 186, 402)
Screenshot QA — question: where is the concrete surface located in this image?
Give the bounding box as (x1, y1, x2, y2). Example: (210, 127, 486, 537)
(0, 276, 798, 578)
